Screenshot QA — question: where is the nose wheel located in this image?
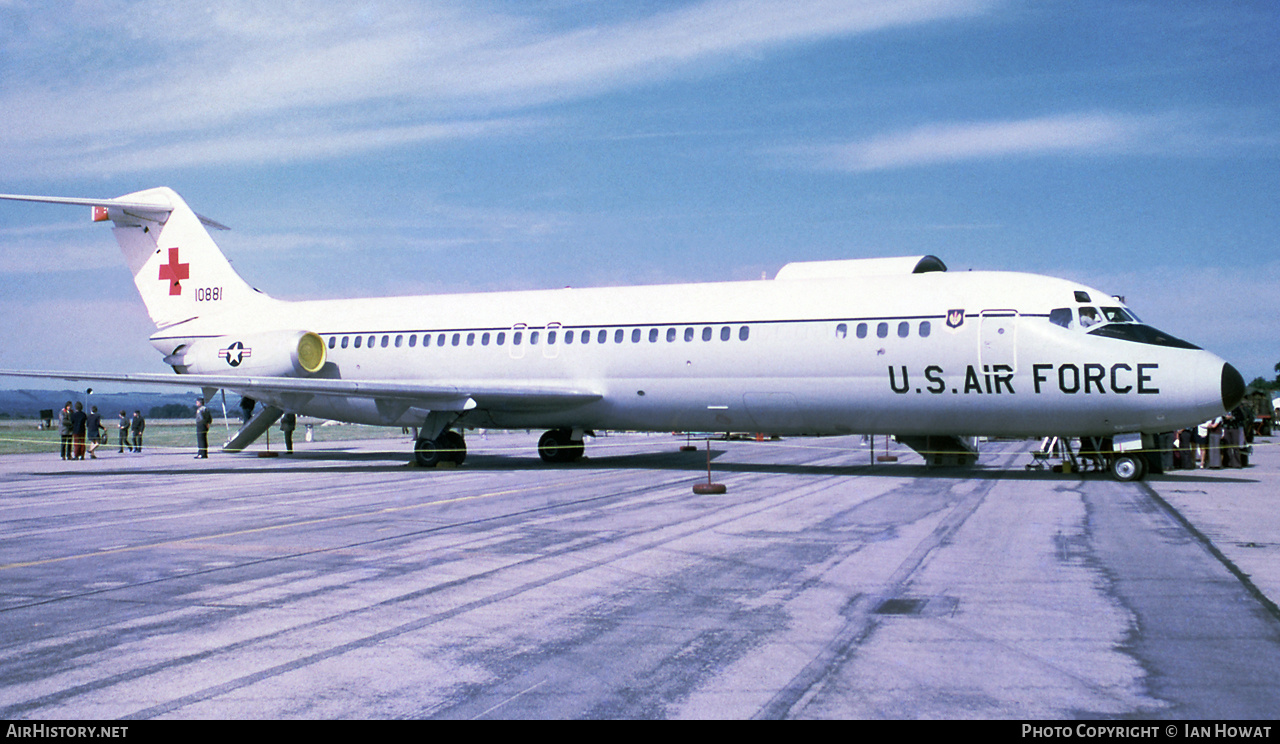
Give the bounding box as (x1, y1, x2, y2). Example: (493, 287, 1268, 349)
(1109, 453, 1146, 482)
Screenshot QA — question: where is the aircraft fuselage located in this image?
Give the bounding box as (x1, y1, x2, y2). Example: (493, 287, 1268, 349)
(152, 269, 1235, 439)
(0, 188, 1243, 478)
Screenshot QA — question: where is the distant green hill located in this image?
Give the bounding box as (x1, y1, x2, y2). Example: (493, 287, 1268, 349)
(0, 388, 206, 420)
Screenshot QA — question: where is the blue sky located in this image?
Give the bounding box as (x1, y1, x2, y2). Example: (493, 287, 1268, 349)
(1, 0, 1277, 385)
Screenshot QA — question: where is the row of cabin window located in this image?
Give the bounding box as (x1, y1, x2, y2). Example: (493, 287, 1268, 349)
(835, 320, 932, 340)
(326, 325, 753, 350)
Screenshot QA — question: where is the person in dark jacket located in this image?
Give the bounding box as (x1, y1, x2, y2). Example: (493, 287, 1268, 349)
(118, 411, 129, 453)
(280, 412, 296, 453)
(86, 406, 104, 459)
(194, 398, 212, 458)
(130, 411, 145, 452)
(1223, 406, 1247, 468)
(58, 401, 73, 460)
(70, 402, 88, 460)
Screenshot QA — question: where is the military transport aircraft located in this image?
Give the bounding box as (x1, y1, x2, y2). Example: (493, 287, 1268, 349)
(0, 188, 1244, 480)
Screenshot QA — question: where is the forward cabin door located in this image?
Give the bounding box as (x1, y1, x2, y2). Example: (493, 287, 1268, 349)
(979, 310, 1018, 372)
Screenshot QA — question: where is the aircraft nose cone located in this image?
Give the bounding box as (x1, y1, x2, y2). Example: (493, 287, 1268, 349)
(1221, 362, 1245, 412)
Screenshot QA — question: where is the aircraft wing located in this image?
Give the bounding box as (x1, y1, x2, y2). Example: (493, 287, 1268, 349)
(0, 369, 601, 413)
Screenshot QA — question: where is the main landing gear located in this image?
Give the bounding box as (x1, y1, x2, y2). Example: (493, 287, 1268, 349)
(414, 430, 467, 467)
(537, 428, 585, 464)
(413, 428, 586, 467)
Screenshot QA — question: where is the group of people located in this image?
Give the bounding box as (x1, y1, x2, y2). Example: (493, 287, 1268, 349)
(1166, 406, 1252, 470)
(57, 402, 145, 460)
(58, 398, 299, 460)
(56, 402, 93, 460)
(120, 409, 146, 452)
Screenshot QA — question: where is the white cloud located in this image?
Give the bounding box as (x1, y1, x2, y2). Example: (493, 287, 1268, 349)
(0, 238, 120, 274)
(0, 0, 995, 177)
(793, 113, 1162, 172)
(20, 118, 541, 179)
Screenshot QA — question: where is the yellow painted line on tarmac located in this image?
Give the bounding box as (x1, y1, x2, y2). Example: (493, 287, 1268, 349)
(0, 472, 612, 572)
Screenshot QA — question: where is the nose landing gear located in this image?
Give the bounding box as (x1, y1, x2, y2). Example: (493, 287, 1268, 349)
(1108, 452, 1146, 482)
(1027, 435, 1151, 482)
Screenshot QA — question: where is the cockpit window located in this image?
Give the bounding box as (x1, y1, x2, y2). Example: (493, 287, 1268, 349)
(1088, 324, 1201, 349)
(1102, 306, 1135, 323)
(1052, 304, 1145, 334)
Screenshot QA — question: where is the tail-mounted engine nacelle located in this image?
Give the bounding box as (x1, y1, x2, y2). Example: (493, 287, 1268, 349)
(164, 330, 327, 377)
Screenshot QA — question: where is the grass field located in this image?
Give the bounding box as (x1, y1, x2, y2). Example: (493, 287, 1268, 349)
(0, 418, 408, 457)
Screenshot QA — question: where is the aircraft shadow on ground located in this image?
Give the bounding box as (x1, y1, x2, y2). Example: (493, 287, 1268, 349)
(28, 445, 1260, 484)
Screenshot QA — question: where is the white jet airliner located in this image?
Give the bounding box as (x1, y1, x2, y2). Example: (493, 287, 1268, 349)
(0, 188, 1244, 480)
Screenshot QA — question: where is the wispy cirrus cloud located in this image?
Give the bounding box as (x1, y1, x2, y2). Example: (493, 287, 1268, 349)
(784, 113, 1170, 172)
(55, 118, 545, 177)
(0, 0, 996, 178)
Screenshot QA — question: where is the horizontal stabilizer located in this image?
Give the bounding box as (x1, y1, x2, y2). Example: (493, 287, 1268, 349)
(0, 192, 229, 230)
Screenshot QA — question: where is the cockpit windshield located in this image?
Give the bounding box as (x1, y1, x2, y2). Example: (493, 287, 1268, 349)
(1050, 305, 1138, 329)
(1048, 305, 1198, 349)
(1102, 306, 1138, 323)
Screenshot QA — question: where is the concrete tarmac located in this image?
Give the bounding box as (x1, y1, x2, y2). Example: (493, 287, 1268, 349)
(1, 431, 1277, 719)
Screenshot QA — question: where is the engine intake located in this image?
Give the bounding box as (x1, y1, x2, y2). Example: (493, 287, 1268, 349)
(164, 330, 327, 376)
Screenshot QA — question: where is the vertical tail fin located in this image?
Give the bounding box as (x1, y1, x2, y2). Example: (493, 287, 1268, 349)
(106, 187, 266, 327)
(0, 187, 269, 328)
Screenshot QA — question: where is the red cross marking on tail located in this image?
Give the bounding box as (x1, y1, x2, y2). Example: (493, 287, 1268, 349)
(158, 247, 189, 296)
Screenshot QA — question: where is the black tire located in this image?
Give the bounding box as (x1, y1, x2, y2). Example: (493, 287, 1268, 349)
(538, 429, 567, 463)
(414, 437, 440, 467)
(1110, 453, 1146, 482)
(538, 429, 583, 463)
(439, 430, 466, 465)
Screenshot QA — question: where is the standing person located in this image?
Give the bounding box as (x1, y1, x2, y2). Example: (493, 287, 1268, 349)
(280, 412, 296, 454)
(70, 402, 88, 460)
(86, 406, 104, 459)
(194, 398, 212, 458)
(58, 401, 73, 460)
(1223, 407, 1246, 468)
(1203, 416, 1223, 469)
(1176, 428, 1195, 469)
(118, 411, 129, 453)
(1156, 431, 1175, 474)
(130, 410, 145, 452)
